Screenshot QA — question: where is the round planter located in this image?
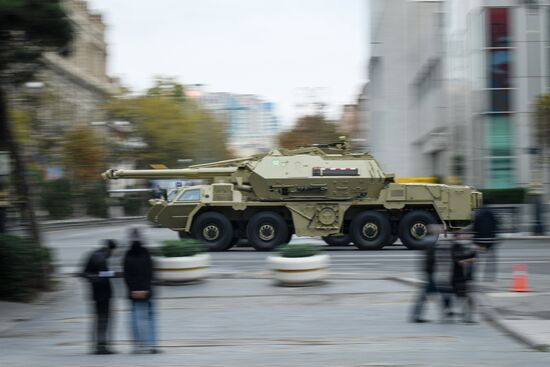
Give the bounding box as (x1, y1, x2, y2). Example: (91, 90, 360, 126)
(153, 253, 210, 283)
(267, 254, 330, 285)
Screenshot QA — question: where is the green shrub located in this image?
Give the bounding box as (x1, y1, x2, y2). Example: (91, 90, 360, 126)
(161, 239, 205, 257)
(0, 235, 54, 302)
(41, 178, 73, 219)
(278, 244, 320, 258)
(84, 184, 108, 218)
(123, 195, 145, 216)
(480, 188, 527, 204)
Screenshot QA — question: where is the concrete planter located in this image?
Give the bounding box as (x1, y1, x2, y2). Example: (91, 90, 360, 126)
(267, 254, 330, 285)
(153, 253, 210, 283)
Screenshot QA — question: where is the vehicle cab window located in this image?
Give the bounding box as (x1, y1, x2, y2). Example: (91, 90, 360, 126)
(166, 190, 179, 202)
(176, 189, 200, 202)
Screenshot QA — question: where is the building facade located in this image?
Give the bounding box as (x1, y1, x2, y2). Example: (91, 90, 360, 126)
(446, 0, 550, 190)
(368, 0, 447, 178)
(187, 86, 280, 156)
(366, 0, 550, 191)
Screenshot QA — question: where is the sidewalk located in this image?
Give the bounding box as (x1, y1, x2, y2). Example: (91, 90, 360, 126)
(482, 274, 550, 351)
(1, 274, 549, 366)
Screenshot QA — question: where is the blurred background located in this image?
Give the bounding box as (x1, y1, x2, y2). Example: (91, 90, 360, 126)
(0, 0, 548, 236)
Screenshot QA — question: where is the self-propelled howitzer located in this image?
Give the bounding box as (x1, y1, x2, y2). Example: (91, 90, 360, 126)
(102, 140, 482, 251)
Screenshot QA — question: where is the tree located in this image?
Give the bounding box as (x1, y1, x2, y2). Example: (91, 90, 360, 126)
(278, 115, 345, 149)
(0, 0, 73, 242)
(104, 79, 230, 168)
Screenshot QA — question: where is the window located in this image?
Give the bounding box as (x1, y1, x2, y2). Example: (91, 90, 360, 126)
(176, 189, 200, 202)
(487, 115, 513, 156)
(488, 50, 511, 88)
(489, 89, 511, 112)
(167, 190, 178, 202)
(488, 8, 510, 47)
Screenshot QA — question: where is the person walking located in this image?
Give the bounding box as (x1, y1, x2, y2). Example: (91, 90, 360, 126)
(123, 239, 159, 354)
(451, 234, 478, 323)
(410, 225, 453, 323)
(473, 203, 499, 281)
(81, 239, 118, 354)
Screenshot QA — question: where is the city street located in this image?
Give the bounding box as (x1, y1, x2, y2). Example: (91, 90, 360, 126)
(46, 222, 550, 279)
(0, 222, 543, 366)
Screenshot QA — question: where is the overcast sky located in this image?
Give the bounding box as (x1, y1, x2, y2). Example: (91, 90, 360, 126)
(88, 0, 369, 128)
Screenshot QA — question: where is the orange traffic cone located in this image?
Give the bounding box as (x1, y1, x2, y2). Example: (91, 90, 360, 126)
(510, 264, 531, 292)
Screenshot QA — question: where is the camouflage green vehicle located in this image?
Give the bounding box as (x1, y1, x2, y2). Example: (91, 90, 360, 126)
(102, 138, 482, 251)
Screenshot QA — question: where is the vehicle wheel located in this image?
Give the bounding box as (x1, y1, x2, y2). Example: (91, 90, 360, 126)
(350, 211, 391, 250)
(247, 211, 289, 251)
(191, 212, 234, 251)
(398, 210, 439, 250)
(322, 234, 351, 246)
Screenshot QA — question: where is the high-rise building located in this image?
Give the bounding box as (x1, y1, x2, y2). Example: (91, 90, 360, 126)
(187, 86, 280, 156)
(366, 0, 550, 192)
(446, 0, 550, 189)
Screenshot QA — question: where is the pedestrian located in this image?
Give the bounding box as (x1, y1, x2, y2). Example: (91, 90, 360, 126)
(80, 239, 118, 354)
(410, 225, 453, 323)
(473, 202, 499, 281)
(123, 239, 159, 354)
(451, 233, 478, 323)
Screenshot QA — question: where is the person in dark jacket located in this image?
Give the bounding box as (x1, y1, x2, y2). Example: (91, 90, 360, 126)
(451, 235, 477, 323)
(81, 239, 117, 354)
(123, 239, 158, 354)
(473, 204, 499, 281)
(410, 225, 453, 323)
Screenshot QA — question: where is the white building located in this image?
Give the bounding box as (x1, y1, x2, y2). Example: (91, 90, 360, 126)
(187, 86, 280, 156)
(368, 0, 447, 179)
(366, 0, 550, 191)
(445, 0, 550, 189)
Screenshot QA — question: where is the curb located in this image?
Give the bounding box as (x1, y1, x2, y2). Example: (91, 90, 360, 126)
(478, 293, 550, 352)
(388, 276, 549, 352)
(9, 216, 146, 232)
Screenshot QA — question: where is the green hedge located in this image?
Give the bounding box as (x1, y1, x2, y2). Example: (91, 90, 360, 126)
(84, 184, 108, 218)
(41, 178, 73, 219)
(0, 235, 54, 302)
(161, 239, 205, 257)
(278, 244, 320, 258)
(479, 188, 527, 205)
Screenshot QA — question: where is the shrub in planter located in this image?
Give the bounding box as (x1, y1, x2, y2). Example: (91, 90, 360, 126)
(154, 239, 210, 282)
(161, 239, 205, 257)
(268, 244, 329, 286)
(0, 235, 55, 302)
(279, 244, 319, 258)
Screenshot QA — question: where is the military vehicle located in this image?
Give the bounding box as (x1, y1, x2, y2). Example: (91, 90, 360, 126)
(102, 138, 482, 251)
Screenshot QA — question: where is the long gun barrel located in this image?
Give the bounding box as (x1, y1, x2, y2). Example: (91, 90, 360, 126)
(102, 167, 238, 180)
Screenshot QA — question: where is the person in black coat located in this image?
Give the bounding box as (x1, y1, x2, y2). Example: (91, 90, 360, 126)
(81, 239, 117, 354)
(451, 236, 477, 323)
(123, 239, 158, 354)
(473, 204, 499, 281)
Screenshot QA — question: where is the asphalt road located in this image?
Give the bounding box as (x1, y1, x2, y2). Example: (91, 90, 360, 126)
(45, 222, 550, 279)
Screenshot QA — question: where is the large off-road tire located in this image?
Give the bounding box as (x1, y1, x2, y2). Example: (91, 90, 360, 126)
(247, 211, 289, 251)
(350, 211, 391, 250)
(322, 234, 351, 246)
(192, 212, 234, 251)
(398, 210, 439, 250)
